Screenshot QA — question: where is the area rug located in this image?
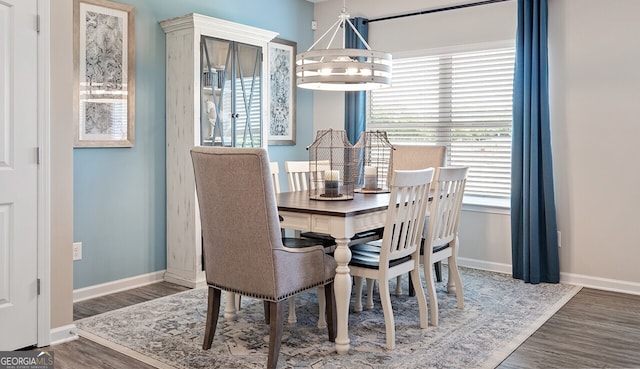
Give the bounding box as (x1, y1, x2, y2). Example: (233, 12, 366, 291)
(76, 267, 580, 369)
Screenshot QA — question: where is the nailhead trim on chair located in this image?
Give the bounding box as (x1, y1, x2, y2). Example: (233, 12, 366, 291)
(209, 278, 335, 302)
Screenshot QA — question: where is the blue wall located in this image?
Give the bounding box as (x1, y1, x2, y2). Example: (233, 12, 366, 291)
(73, 0, 315, 288)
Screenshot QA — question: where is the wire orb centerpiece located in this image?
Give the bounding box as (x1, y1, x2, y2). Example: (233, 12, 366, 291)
(308, 129, 356, 201)
(354, 130, 394, 193)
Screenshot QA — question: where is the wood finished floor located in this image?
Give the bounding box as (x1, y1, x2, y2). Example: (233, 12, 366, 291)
(32, 283, 640, 369)
(72, 282, 190, 321)
(498, 288, 640, 369)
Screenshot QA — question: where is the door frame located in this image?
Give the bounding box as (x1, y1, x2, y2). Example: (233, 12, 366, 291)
(37, 0, 51, 347)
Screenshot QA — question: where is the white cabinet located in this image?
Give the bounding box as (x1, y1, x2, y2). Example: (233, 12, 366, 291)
(160, 13, 277, 287)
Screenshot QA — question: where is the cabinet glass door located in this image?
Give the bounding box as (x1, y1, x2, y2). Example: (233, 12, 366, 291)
(201, 36, 262, 147)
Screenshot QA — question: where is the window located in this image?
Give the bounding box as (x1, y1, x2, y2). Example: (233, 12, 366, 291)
(368, 47, 515, 201)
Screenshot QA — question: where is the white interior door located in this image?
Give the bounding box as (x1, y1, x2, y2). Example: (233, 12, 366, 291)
(0, 0, 39, 350)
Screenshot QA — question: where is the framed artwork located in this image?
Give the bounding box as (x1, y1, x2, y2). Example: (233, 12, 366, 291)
(74, 0, 135, 147)
(268, 38, 296, 146)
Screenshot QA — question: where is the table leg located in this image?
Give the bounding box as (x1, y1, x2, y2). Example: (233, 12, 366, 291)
(333, 237, 352, 354)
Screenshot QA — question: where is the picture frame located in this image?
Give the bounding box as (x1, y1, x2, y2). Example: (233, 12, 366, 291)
(74, 0, 135, 148)
(268, 38, 296, 146)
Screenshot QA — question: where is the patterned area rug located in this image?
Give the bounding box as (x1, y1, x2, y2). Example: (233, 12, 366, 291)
(76, 267, 580, 369)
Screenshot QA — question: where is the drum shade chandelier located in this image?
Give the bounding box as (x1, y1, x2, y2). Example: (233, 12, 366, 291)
(296, 3, 392, 91)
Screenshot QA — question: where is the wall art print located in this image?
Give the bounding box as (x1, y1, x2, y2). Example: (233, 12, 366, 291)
(268, 38, 296, 145)
(74, 0, 135, 147)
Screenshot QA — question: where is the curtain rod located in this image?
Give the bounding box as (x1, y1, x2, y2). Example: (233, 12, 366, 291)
(365, 0, 511, 24)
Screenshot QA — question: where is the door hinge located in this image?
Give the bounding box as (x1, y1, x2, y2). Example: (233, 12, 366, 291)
(37, 279, 41, 295)
(37, 14, 40, 34)
(36, 147, 40, 165)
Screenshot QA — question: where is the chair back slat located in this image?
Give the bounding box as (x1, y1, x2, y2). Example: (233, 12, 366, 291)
(270, 162, 281, 194)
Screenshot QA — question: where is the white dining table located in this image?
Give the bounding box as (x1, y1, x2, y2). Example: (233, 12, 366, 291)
(276, 190, 390, 354)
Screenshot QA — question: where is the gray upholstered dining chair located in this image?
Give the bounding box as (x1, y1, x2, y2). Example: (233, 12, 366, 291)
(357, 144, 446, 303)
(389, 145, 446, 177)
(191, 147, 337, 369)
(391, 145, 447, 283)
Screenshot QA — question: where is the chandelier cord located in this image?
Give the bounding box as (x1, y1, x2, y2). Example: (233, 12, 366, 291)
(305, 17, 342, 52)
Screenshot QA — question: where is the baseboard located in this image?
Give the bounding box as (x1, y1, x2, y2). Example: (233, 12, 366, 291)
(163, 271, 207, 289)
(49, 324, 78, 346)
(457, 257, 640, 296)
(70, 261, 640, 306)
(456, 257, 512, 275)
(560, 272, 640, 296)
(73, 270, 166, 303)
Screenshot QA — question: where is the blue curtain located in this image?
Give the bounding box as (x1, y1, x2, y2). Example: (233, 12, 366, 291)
(511, 0, 559, 284)
(344, 17, 368, 144)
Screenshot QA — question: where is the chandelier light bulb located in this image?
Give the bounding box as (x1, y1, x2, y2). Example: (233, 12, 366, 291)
(346, 67, 359, 75)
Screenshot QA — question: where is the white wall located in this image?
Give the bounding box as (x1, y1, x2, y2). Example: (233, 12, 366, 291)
(51, 0, 74, 329)
(549, 0, 640, 292)
(312, 0, 640, 293)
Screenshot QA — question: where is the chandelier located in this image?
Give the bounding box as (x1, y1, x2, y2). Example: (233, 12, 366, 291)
(296, 3, 392, 91)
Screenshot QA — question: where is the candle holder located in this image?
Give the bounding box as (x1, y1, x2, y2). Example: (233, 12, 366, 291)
(354, 130, 395, 193)
(308, 129, 355, 201)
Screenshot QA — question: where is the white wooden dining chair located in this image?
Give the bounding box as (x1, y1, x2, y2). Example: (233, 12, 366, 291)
(350, 168, 433, 350)
(283, 160, 332, 326)
(284, 160, 382, 248)
(283, 160, 381, 326)
(284, 160, 336, 244)
(422, 166, 468, 326)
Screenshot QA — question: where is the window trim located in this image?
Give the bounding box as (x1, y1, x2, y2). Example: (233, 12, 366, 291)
(463, 196, 510, 215)
(391, 40, 515, 60)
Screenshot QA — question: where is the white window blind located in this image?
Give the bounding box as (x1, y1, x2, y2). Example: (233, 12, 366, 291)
(368, 47, 515, 200)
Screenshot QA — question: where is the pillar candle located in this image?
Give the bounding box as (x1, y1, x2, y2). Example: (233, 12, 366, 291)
(364, 166, 378, 190)
(324, 170, 340, 196)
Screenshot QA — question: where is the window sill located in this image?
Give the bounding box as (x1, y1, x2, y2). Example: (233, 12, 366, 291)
(462, 196, 510, 215)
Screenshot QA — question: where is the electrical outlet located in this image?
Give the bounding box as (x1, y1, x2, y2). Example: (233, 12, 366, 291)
(557, 231, 562, 248)
(73, 242, 82, 261)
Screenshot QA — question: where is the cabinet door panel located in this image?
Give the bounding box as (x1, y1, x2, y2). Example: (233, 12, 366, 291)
(201, 37, 262, 148)
(234, 42, 262, 148)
